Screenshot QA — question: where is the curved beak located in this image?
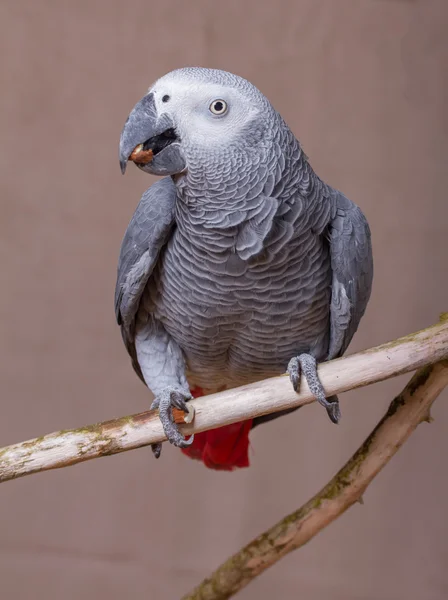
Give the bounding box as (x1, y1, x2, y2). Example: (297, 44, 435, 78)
(119, 93, 181, 175)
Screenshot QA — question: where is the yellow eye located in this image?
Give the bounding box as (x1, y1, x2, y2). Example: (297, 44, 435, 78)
(209, 99, 228, 115)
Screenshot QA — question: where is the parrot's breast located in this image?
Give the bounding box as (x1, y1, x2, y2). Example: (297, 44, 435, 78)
(141, 224, 332, 390)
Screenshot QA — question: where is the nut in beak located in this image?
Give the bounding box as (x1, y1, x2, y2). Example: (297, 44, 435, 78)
(128, 144, 154, 164)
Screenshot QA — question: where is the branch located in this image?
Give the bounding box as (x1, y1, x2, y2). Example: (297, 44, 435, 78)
(0, 318, 447, 483)
(182, 360, 448, 600)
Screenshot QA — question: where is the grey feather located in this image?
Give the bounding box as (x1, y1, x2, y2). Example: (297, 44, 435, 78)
(115, 177, 177, 380)
(327, 193, 373, 360)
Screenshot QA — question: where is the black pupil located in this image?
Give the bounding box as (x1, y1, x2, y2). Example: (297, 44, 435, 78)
(214, 101, 224, 112)
(162, 94, 170, 103)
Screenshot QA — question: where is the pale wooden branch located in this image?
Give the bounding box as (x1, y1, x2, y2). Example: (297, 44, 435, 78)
(182, 360, 448, 600)
(0, 318, 447, 484)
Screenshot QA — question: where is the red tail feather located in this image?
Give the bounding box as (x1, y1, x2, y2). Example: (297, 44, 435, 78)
(181, 387, 252, 471)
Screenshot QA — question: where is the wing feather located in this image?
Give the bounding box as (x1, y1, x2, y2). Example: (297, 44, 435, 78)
(115, 177, 177, 380)
(328, 193, 373, 359)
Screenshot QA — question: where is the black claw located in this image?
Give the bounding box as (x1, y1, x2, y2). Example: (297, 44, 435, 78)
(287, 357, 301, 393)
(326, 401, 341, 424)
(151, 443, 162, 458)
(175, 400, 188, 413)
(172, 393, 192, 412)
(290, 374, 299, 392)
(178, 434, 195, 448)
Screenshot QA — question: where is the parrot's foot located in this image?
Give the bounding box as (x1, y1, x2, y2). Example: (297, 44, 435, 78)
(287, 354, 341, 424)
(150, 387, 194, 459)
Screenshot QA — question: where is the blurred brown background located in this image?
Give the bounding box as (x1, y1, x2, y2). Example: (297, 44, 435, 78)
(0, 1, 447, 599)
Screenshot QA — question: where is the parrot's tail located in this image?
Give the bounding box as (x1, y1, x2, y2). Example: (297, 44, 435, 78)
(181, 387, 253, 470)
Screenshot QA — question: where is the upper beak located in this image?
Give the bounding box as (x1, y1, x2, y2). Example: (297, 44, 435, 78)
(119, 92, 172, 174)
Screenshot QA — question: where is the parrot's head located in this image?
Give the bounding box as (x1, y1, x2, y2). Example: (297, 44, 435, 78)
(119, 67, 278, 177)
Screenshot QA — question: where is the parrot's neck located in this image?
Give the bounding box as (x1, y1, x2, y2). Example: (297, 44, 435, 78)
(172, 143, 332, 264)
(175, 142, 329, 220)
(175, 137, 312, 207)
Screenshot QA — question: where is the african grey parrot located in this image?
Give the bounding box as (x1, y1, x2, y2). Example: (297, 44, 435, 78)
(116, 67, 373, 470)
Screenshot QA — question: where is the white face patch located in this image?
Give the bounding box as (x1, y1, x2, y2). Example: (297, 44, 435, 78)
(149, 74, 260, 149)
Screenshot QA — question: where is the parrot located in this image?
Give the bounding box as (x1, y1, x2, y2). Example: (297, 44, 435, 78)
(116, 67, 373, 471)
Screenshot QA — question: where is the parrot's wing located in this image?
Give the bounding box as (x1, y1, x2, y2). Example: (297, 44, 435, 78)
(115, 177, 177, 381)
(327, 192, 373, 359)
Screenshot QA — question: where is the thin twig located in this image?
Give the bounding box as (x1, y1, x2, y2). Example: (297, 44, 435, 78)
(0, 318, 447, 483)
(181, 360, 448, 600)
